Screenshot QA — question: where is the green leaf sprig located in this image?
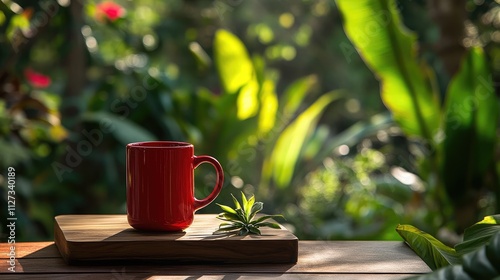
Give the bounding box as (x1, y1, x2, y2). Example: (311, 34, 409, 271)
(214, 192, 284, 236)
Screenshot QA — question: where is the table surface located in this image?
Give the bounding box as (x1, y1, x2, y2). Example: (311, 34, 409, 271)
(1, 241, 431, 279)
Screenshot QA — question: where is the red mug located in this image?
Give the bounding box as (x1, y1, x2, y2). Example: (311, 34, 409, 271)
(126, 141, 224, 231)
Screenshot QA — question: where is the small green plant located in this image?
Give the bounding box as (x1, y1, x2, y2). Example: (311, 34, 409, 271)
(214, 192, 285, 236)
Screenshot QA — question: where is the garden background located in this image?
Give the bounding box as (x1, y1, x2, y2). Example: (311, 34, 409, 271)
(0, 0, 499, 243)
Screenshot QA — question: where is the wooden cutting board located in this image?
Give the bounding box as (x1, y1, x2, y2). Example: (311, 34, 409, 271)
(54, 214, 298, 264)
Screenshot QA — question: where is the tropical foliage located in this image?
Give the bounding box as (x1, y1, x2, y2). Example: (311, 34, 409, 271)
(0, 0, 498, 242)
(398, 215, 500, 279)
(336, 0, 499, 234)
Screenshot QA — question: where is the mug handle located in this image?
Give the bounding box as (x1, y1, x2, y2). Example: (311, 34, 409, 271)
(193, 155, 224, 211)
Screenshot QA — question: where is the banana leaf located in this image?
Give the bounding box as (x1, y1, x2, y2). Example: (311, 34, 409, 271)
(211, 30, 262, 156)
(264, 91, 341, 188)
(408, 231, 500, 279)
(335, 0, 441, 141)
(280, 75, 318, 119)
(455, 214, 500, 255)
(396, 224, 461, 270)
(258, 80, 278, 135)
(213, 29, 259, 120)
(441, 47, 498, 203)
(398, 215, 500, 274)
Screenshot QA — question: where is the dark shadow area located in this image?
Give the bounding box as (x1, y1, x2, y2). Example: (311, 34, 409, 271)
(103, 228, 188, 240)
(16, 241, 295, 279)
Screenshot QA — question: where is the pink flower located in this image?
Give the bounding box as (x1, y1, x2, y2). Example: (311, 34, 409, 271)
(95, 1, 125, 22)
(24, 68, 51, 88)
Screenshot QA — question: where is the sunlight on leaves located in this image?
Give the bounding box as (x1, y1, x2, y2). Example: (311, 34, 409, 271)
(396, 224, 461, 270)
(336, 0, 441, 141)
(214, 29, 255, 94)
(455, 214, 500, 255)
(237, 80, 259, 120)
(266, 91, 341, 188)
(258, 80, 278, 135)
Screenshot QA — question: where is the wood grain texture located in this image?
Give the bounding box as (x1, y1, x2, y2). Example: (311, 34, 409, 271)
(0, 241, 431, 275)
(53, 214, 298, 264)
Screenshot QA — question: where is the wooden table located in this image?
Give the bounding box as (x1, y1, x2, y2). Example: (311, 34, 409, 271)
(1, 241, 431, 279)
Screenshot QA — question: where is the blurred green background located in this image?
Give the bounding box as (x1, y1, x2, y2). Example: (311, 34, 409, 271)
(0, 0, 499, 242)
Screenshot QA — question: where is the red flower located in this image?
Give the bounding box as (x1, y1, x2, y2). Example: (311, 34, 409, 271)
(95, 1, 125, 22)
(24, 68, 51, 88)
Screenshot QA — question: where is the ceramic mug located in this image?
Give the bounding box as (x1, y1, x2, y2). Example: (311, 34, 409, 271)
(126, 141, 224, 231)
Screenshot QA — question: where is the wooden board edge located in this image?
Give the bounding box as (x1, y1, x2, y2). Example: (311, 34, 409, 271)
(54, 216, 71, 264)
(290, 238, 299, 263)
(57, 239, 298, 264)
